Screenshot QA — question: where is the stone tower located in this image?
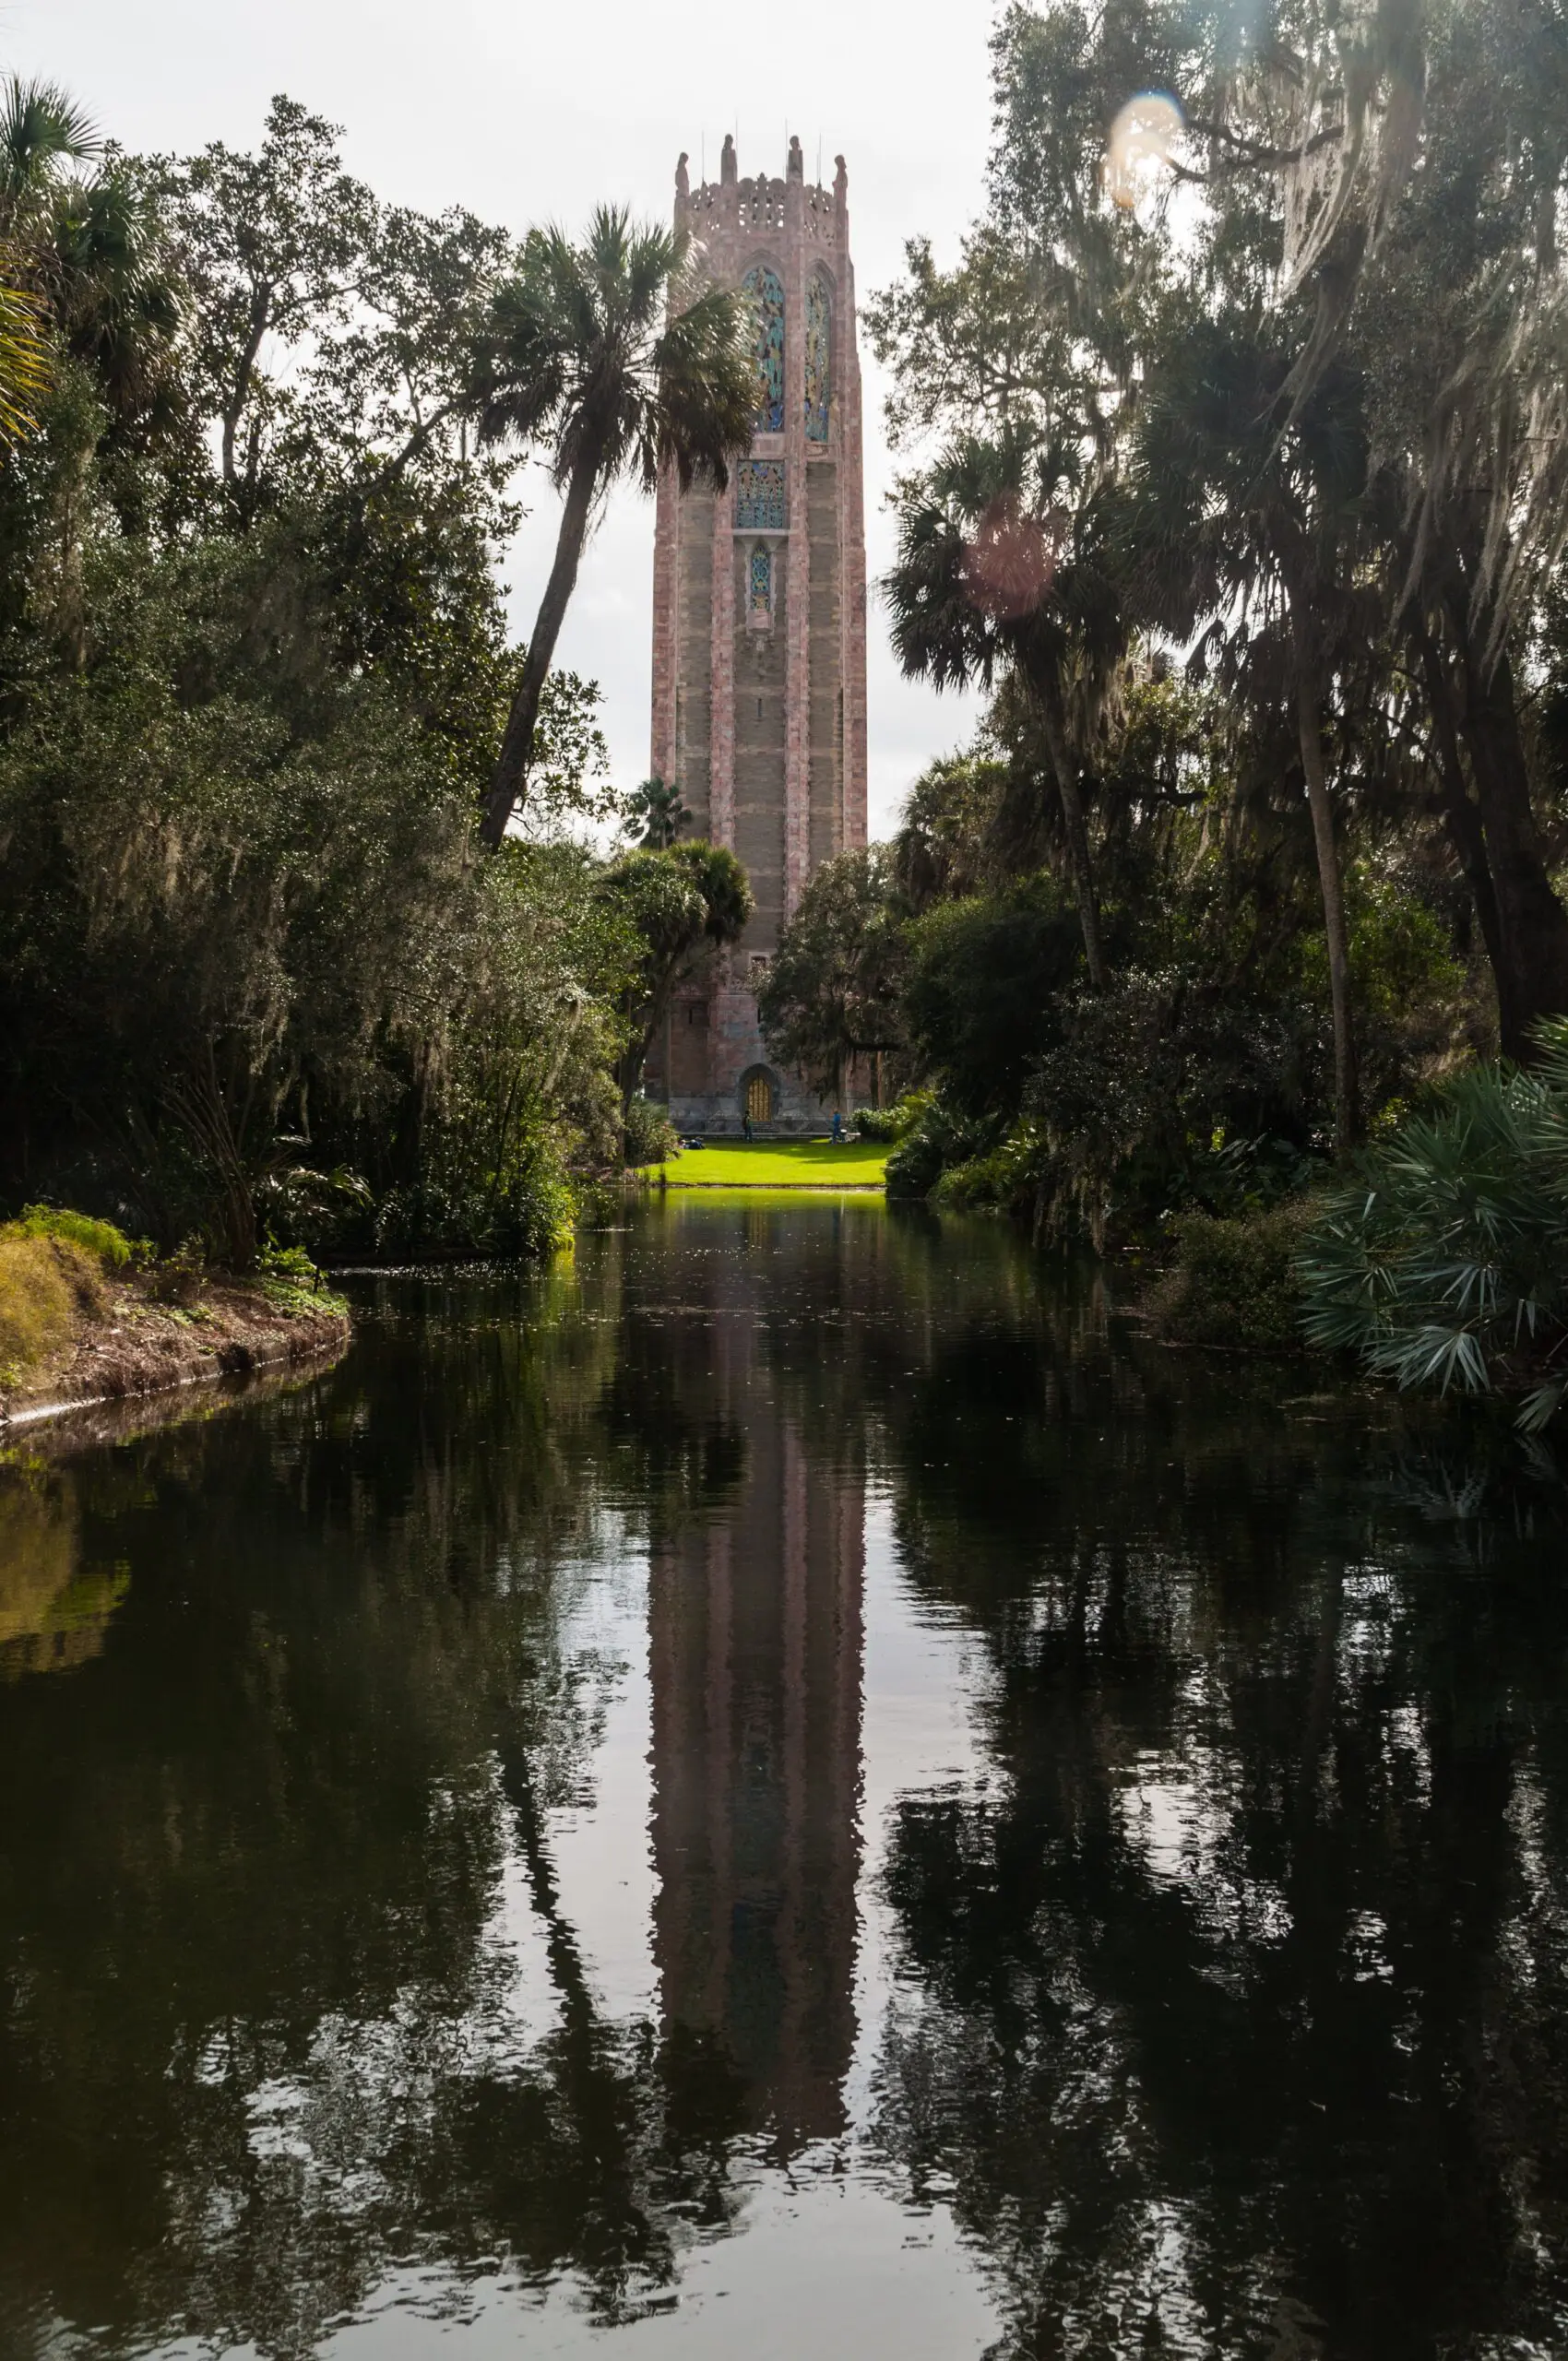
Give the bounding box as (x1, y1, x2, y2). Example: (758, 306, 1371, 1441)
(646, 136, 868, 1133)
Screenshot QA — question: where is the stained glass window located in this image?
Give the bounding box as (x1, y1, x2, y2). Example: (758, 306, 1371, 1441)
(742, 265, 785, 433)
(736, 460, 786, 531)
(749, 543, 773, 620)
(805, 276, 830, 442)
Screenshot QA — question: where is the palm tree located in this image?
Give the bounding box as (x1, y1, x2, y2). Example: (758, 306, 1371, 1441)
(885, 423, 1123, 988)
(600, 839, 754, 1113)
(624, 774, 690, 848)
(474, 208, 754, 849)
(0, 76, 99, 230)
(1124, 320, 1370, 1155)
(0, 77, 102, 455)
(4, 138, 180, 659)
(0, 78, 177, 461)
(50, 171, 181, 426)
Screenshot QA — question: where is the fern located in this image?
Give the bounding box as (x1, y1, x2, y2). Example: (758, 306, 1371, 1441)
(1298, 1020, 1568, 1428)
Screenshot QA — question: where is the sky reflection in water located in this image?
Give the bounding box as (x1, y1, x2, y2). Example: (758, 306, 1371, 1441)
(1, 1197, 1566, 2360)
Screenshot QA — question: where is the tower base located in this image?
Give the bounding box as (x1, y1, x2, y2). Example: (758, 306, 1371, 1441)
(643, 980, 873, 1135)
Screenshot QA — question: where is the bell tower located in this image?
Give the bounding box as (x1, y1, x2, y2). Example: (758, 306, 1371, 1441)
(647, 136, 868, 1133)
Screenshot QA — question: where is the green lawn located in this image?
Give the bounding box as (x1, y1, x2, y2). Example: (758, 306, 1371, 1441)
(651, 1138, 887, 1189)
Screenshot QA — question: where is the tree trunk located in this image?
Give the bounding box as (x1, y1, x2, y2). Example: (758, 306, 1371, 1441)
(221, 280, 272, 506)
(1296, 664, 1359, 1156)
(166, 1047, 258, 1268)
(53, 435, 93, 671)
(1033, 682, 1106, 990)
(620, 962, 682, 1121)
(1452, 632, 1568, 1060)
(480, 450, 601, 849)
(1415, 619, 1512, 1045)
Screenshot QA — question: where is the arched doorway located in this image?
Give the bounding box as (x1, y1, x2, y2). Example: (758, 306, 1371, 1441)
(741, 1066, 777, 1125)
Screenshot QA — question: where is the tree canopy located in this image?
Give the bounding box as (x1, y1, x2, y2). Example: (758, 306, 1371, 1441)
(765, 0, 1562, 1241)
(0, 88, 756, 1260)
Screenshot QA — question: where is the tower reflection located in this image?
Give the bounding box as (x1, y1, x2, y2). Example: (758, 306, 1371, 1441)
(647, 1283, 863, 2158)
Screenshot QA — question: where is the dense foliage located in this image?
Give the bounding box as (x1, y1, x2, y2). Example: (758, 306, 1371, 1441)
(0, 85, 748, 1262)
(765, 0, 1568, 1294)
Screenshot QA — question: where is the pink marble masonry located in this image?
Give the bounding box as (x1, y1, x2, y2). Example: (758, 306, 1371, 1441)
(647, 136, 869, 1134)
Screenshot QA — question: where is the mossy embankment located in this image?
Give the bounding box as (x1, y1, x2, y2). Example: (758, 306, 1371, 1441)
(0, 1209, 350, 1430)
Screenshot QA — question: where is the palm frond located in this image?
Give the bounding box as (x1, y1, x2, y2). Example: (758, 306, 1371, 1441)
(1298, 1053, 1568, 1427)
(473, 211, 748, 495)
(0, 76, 100, 208)
(0, 271, 50, 445)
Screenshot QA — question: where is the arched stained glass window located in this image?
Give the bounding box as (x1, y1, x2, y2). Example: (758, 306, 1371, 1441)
(804, 275, 830, 442)
(742, 265, 785, 433)
(748, 541, 773, 622)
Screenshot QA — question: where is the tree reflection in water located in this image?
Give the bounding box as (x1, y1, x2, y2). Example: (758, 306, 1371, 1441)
(0, 1208, 1563, 2359)
(857, 1223, 1568, 2360)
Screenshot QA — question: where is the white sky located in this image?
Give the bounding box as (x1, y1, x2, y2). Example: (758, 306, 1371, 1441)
(9, 0, 993, 836)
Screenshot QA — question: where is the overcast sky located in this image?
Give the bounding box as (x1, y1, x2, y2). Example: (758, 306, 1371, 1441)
(9, 0, 996, 835)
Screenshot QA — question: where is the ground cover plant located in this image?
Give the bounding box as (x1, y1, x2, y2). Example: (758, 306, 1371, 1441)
(0, 1225, 111, 1394)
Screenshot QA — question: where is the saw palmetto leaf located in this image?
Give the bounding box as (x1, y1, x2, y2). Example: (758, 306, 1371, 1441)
(1299, 1018, 1568, 1427)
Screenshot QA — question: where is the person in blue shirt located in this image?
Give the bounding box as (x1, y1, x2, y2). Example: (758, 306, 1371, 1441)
(830, 1110, 844, 1145)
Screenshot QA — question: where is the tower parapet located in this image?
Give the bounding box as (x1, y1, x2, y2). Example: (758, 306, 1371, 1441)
(679, 143, 846, 248)
(647, 137, 869, 1134)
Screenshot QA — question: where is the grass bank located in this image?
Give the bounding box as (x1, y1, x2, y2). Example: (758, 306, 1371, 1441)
(650, 1140, 888, 1190)
(0, 1210, 350, 1429)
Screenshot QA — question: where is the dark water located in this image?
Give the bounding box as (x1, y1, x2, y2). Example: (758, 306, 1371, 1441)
(3, 1199, 1568, 2361)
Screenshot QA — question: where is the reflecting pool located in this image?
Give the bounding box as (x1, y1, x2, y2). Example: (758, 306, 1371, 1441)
(2, 1197, 1567, 2359)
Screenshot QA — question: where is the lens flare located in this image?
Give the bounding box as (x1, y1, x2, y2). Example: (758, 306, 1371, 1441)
(959, 496, 1063, 622)
(1104, 91, 1183, 212)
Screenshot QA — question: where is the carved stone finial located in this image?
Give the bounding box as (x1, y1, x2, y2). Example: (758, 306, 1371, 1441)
(834, 153, 848, 207)
(675, 151, 690, 203)
(788, 134, 804, 182)
(720, 133, 737, 186)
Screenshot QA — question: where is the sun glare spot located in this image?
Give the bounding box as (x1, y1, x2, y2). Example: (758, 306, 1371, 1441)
(959, 495, 1063, 622)
(1105, 91, 1183, 212)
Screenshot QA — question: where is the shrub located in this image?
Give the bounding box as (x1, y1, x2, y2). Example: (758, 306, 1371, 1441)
(374, 1127, 576, 1262)
(254, 1241, 348, 1314)
(255, 1168, 373, 1260)
(885, 1133, 941, 1200)
(1298, 1023, 1568, 1428)
(624, 1095, 677, 1169)
(853, 1099, 920, 1144)
(142, 1243, 206, 1306)
(885, 1094, 986, 1200)
(1149, 1201, 1314, 1350)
